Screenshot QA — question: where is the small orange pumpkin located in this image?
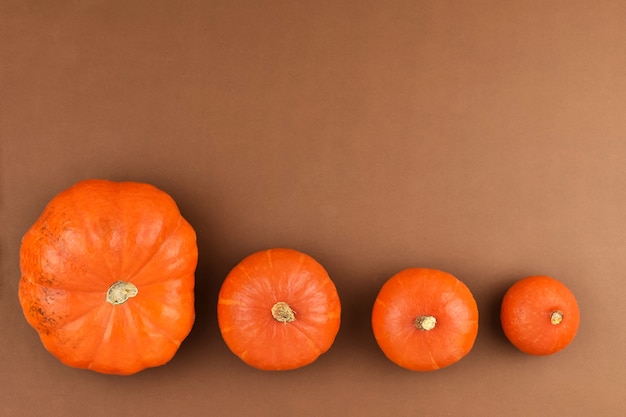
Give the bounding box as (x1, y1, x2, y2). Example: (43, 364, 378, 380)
(217, 248, 341, 371)
(500, 275, 580, 355)
(18, 179, 197, 375)
(372, 268, 479, 371)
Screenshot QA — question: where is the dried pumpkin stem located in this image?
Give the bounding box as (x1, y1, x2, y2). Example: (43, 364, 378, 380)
(550, 310, 564, 325)
(271, 301, 295, 323)
(415, 315, 437, 331)
(106, 281, 138, 305)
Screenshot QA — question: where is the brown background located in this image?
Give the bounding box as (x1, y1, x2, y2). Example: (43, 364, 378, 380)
(2, 1, 625, 416)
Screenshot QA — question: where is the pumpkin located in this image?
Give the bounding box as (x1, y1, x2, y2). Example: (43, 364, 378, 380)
(18, 179, 197, 375)
(500, 275, 580, 355)
(217, 248, 341, 371)
(371, 268, 479, 371)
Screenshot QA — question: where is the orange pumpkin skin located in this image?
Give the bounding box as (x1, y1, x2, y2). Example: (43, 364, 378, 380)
(371, 268, 479, 371)
(501, 275, 580, 355)
(18, 179, 197, 375)
(217, 248, 341, 371)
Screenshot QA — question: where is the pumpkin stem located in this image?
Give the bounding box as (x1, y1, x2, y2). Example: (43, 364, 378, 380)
(550, 310, 564, 325)
(271, 301, 295, 323)
(106, 281, 138, 305)
(415, 315, 437, 331)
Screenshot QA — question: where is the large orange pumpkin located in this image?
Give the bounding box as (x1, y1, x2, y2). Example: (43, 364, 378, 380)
(18, 179, 197, 375)
(372, 268, 479, 371)
(217, 248, 341, 371)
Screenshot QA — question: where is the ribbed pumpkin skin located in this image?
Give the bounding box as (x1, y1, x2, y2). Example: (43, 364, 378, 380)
(372, 268, 479, 371)
(18, 179, 197, 375)
(217, 248, 341, 371)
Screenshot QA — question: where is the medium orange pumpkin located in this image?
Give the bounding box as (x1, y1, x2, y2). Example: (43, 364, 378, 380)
(18, 179, 197, 375)
(500, 275, 580, 355)
(371, 268, 479, 371)
(217, 248, 341, 371)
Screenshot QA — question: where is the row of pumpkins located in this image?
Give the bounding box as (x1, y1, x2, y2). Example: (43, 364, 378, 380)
(18, 179, 580, 375)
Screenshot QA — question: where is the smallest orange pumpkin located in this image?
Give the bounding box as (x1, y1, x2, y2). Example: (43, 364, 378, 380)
(500, 275, 580, 355)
